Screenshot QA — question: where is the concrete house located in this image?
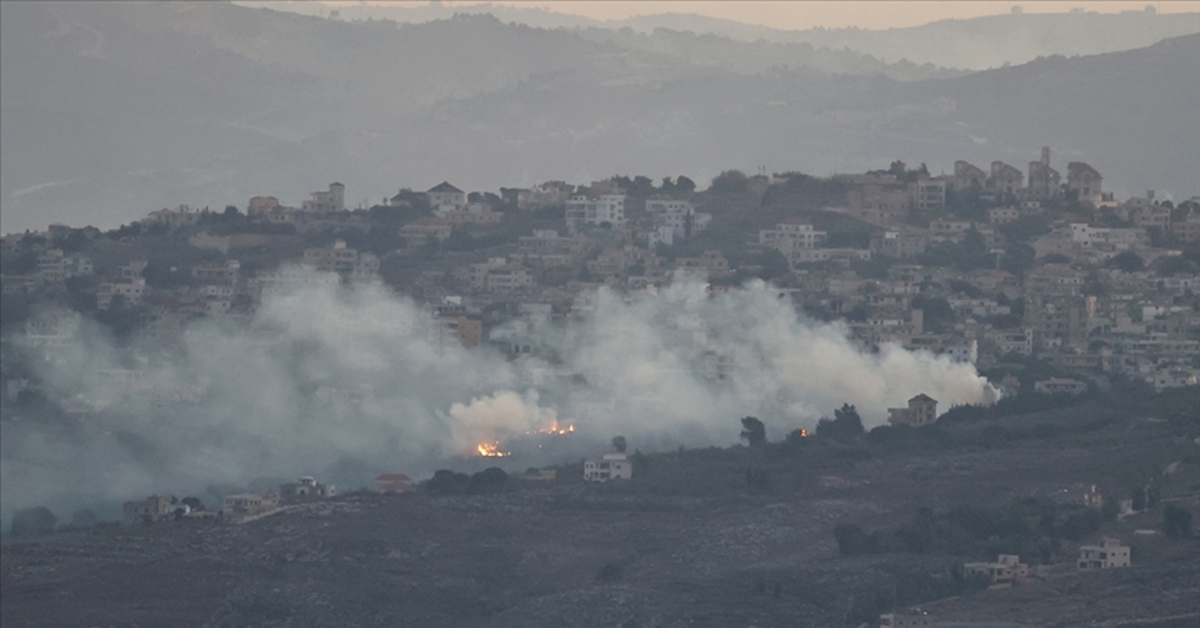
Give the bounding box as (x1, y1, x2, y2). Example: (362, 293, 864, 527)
(952, 160, 987, 191)
(123, 495, 174, 524)
(375, 474, 415, 494)
(584, 452, 632, 482)
(989, 161, 1024, 195)
(1028, 147, 1061, 198)
(1067, 162, 1103, 201)
(279, 476, 335, 502)
(426, 181, 466, 210)
(887, 394, 938, 427)
(1078, 538, 1130, 570)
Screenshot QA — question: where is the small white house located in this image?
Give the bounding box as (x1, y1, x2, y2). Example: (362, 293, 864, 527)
(584, 452, 632, 482)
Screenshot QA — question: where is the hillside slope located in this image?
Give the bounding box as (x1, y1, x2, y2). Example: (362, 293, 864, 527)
(3, 2, 1197, 233)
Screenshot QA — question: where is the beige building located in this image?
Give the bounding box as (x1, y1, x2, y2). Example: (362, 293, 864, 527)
(123, 495, 174, 524)
(426, 181, 466, 209)
(953, 160, 987, 191)
(400, 217, 453, 247)
(988, 161, 1024, 195)
(887, 394, 938, 427)
(963, 554, 1031, 586)
(1078, 538, 1130, 570)
(1067, 162, 1103, 201)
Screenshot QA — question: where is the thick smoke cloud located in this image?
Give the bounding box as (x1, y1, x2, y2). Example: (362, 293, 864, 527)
(1, 272, 994, 521)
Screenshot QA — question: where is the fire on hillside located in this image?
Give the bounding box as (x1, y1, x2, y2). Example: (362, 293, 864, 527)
(476, 442, 510, 457)
(474, 421, 577, 457)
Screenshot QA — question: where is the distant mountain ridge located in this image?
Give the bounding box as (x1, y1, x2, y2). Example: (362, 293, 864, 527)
(2, 2, 1197, 233)
(241, 2, 1200, 70)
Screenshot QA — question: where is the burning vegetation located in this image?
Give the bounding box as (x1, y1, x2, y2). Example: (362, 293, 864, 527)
(476, 442, 510, 457)
(528, 421, 575, 436)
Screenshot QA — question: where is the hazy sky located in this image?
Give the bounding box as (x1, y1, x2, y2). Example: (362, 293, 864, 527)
(336, 1, 1200, 30)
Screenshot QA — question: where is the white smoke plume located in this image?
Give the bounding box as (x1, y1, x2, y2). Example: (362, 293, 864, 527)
(1, 271, 994, 521)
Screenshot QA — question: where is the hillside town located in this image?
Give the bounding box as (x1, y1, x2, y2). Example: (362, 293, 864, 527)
(4, 147, 1198, 413)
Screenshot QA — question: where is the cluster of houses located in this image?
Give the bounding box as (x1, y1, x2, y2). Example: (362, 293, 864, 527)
(122, 475, 339, 524)
(4, 146, 1199, 417)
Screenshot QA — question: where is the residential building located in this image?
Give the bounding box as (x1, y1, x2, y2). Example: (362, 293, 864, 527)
(1034, 377, 1088, 395)
(506, 181, 574, 210)
(304, 239, 359, 273)
(645, 199, 710, 243)
(988, 161, 1024, 195)
(565, 194, 626, 233)
(222, 493, 278, 517)
(871, 230, 929, 259)
(279, 476, 335, 501)
(97, 278, 147, 310)
(674, 250, 730, 279)
(375, 474, 415, 493)
(953, 160, 987, 191)
(909, 177, 946, 211)
(887, 394, 938, 427)
(399, 216, 453, 247)
(302, 182, 345, 213)
(1028, 147, 1061, 199)
(759, 220, 827, 265)
(963, 554, 1031, 585)
(584, 452, 632, 482)
(123, 495, 174, 524)
(1078, 538, 1130, 570)
(1067, 162, 1103, 201)
(988, 207, 1020, 224)
(426, 181, 466, 210)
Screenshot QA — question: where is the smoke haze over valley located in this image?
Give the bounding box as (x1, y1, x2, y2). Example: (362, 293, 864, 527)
(1, 274, 992, 520)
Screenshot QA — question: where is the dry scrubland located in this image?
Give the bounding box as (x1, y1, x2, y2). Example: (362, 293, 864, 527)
(2, 393, 1199, 628)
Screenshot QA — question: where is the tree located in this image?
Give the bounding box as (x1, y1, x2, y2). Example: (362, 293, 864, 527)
(816, 404, 865, 441)
(1163, 504, 1192, 539)
(1108, 251, 1145, 273)
(10, 506, 57, 537)
(675, 175, 696, 194)
(711, 170, 749, 194)
(467, 467, 508, 495)
(426, 469, 470, 495)
(834, 404, 864, 434)
(611, 435, 627, 454)
(740, 416, 766, 448)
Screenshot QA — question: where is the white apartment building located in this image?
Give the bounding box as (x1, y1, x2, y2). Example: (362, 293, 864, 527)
(645, 199, 711, 243)
(565, 195, 626, 233)
(584, 452, 632, 482)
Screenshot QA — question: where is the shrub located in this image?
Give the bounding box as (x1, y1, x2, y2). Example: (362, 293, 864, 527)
(10, 506, 57, 537)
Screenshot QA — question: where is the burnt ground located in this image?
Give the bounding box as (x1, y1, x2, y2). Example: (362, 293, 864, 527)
(3, 409, 1200, 628)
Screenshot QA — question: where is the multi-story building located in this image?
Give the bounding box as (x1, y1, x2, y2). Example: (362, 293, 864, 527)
(1028, 147, 1061, 199)
(988, 161, 1024, 195)
(565, 194, 626, 233)
(1078, 538, 1130, 570)
(1067, 162, 1103, 201)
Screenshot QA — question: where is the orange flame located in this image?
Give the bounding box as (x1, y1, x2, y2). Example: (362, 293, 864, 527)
(800, 428, 809, 438)
(528, 421, 575, 435)
(476, 442, 510, 457)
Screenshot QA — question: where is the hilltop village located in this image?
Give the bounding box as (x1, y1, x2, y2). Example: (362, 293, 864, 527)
(2, 149, 1199, 628)
(4, 148, 1199, 405)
